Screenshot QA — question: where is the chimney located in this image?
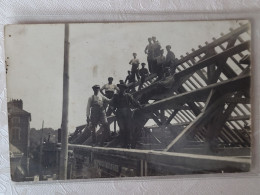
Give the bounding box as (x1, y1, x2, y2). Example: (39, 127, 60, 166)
(11, 99, 23, 109)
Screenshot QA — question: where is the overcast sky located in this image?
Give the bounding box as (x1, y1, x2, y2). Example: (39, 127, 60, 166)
(5, 20, 247, 132)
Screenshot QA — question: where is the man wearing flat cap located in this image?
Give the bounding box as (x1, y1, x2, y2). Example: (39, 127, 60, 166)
(110, 83, 142, 148)
(151, 36, 161, 75)
(138, 63, 149, 91)
(86, 85, 111, 146)
(165, 45, 177, 74)
(144, 37, 154, 73)
(100, 77, 119, 116)
(100, 77, 119, 98)
(129, 53, 140, 81)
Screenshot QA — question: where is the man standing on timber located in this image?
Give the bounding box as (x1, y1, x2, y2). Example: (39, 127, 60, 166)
(100, 77, 119, 115)
(144, 37, 153, 73)
(86, 85, 111, 146)
(165, 45, 177, 74)
(110, 83, 142, 148)
(138, 63, 149, 91)
(100, 77, 119, 99)
(129, 52, 140, 81)
(155, 49, 166, 80)
(151, 36, 161, 73)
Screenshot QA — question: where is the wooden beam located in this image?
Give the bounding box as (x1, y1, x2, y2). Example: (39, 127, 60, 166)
(176, 41, 249, 80)
(163, 97, 226, 152)
(70, 144, 250, 173)
(177, 23, 250, 65)
(143, 74, 250, 112)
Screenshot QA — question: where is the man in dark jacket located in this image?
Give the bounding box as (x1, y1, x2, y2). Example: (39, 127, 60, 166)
(165, 45, 177, 74)
(138, 63, 149, 91)
(110, 83, 141, 148)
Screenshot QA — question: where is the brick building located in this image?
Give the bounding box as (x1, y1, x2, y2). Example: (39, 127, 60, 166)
(8, 99, 31, 178)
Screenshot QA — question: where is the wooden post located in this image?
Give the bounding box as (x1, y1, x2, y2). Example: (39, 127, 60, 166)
(39, 120, 44, 179)
(59, 23, 70, 180)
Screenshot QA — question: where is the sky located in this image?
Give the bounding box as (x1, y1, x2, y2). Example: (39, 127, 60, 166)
(5, 20, 247, 132)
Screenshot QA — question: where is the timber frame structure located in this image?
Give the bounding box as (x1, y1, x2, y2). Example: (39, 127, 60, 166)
(68, 22, 251, 178)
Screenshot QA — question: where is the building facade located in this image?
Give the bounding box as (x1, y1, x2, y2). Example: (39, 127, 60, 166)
(8, 99, 31, 178)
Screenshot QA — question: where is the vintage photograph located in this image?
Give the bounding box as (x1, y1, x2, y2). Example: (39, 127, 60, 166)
(5, 20, 251, 181)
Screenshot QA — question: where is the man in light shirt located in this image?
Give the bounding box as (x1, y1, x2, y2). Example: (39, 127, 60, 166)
(100, 77, 119, 99)
(144, 37, 153, 73)
(100, 77, 119, 116)
(86, 85, 111, 146)
(129, 52, 140, 81)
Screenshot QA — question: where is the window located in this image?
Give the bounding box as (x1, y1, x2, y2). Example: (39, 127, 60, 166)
(11, 117, 20, 124)
(12, 127, 21, 141)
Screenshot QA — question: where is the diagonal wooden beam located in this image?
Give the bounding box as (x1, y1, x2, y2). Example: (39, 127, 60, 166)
(176, 23, 250, 65)
(176, 41, 250, 80)
(163, 97, 226, 152)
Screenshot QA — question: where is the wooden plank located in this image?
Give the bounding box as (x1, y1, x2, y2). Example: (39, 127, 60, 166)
(69, 144, 250, 172)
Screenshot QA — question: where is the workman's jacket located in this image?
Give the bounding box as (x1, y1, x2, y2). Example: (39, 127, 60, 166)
(110, 92, 141, 110)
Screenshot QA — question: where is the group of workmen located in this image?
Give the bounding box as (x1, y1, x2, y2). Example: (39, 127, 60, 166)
(86, 36, 177, 148)
(125, 36, 177, 90)
(86, 77, 142, 148)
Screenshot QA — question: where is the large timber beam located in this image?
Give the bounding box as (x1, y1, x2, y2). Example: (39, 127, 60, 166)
(142, 74, 250, 112)
(163, 96, 226, 152)
(69, 144, 250, 173)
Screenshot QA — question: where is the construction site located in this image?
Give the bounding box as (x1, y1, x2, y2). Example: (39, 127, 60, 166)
(64, 22, 251, 179)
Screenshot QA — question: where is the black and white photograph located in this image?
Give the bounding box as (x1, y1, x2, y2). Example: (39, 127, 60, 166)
(5, 20, 251, 182)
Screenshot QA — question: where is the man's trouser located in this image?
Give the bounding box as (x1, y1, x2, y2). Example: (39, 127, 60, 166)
(156, 64, 164, 80)
(138, 76, 146, 91)
(147, 57, 153, 73)
(105, 91, 114, 116)
(116, 108, 133, 147)
(89, 108, 110, 145)
(131, 65, 140, 80)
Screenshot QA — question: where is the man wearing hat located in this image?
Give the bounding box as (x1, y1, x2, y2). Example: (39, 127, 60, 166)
(155, 49, 166, 80)
(86, 85, 111, 146)
(129, 53, 140, 81)
(144, 37, 154, 73)
(100, 77, 119, 99)
(138, 63, 149, 91)
(165, 45, 177, 74)
(110, 83, 142, 148)
(100, 77, 119, 116)
(151, 36, 161, 75)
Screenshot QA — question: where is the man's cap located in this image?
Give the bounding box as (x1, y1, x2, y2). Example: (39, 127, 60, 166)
(141, 63, 146, 66)
(152, 36, 156, 39)
(117, 83, 128, 89)
(133, 52, 137, 55)
(108, 77, 113, 80)
(148, 37, 152, 40)
(92, 85, 100, 89)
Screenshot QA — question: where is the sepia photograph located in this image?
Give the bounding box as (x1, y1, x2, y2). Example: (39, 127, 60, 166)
(5, 20, 251, 182)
